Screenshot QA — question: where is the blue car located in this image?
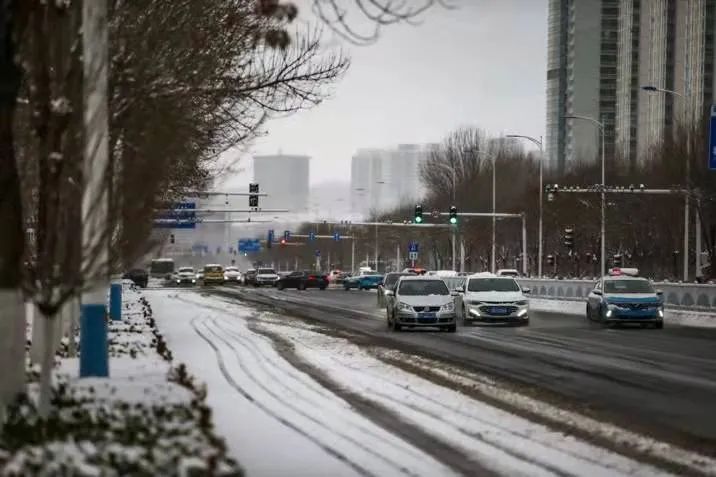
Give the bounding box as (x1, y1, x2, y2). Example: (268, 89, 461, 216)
(586, 271, 664, 328)
(343, 274, 384, 291)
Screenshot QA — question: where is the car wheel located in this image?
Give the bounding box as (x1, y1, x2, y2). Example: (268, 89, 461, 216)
(586, 304, 592, 321)
(298, 282, 306, 290)
(319, 286, 326, 290)
(277, 283, 284, 290)
(392, 320, 402, 332)
(654, 320, 664, 329)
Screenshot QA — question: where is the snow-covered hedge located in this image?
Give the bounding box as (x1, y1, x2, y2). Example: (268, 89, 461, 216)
(0, 287, 242, 476)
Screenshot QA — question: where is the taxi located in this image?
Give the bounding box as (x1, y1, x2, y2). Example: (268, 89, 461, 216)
(586, 268, 664, 328)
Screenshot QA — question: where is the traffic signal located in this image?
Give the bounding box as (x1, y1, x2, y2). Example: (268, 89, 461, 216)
(280, 238, 287, 246)
(563, 227, 574, 249)
(283, 230, 290, 241)
(267, 229, 274, 248)
(547, 254, 554, 266)
(249, 183, 259, 208)
(449, 206, 458, 225)
(169, 234, 175, 244)
(414, 204, 423, 224)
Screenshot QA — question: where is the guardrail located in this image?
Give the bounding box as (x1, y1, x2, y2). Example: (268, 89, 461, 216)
(516, 278, 716, 311)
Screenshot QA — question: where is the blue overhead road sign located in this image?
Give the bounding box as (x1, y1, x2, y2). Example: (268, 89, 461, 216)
(238, 239, 262, 253)
(154, 202, 196, 229)
(709, 104, 716, 170)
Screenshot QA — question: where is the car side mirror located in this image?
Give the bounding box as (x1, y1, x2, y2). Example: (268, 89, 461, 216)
(522, 287, 531, 294)
(384, 290, 394, 297)
(593, 289, 602, 296)
(656, 289, 663, 296)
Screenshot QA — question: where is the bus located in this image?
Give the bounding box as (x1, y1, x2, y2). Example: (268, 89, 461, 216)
(149, 258, 175, 278)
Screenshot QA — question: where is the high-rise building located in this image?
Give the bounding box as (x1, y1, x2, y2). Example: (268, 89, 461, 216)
(546, 0, 619, 173)
(253, 154, 310, 212)
(615, 0, 716, 165)
(350, 145, 429, 217)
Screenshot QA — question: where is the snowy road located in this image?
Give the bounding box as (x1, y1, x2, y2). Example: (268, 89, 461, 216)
(148, 290, 716, 476)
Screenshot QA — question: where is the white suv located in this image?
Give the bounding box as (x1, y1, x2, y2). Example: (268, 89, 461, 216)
(457, 274, 530, 326)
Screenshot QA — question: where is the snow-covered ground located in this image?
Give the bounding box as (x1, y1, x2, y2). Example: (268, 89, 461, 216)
(529, 298, 716, 328)
(148, 290, 716, 476)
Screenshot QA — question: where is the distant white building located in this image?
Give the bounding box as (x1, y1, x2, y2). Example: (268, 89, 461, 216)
(253, 154, 310, 213)
(350, 144, 429, 217)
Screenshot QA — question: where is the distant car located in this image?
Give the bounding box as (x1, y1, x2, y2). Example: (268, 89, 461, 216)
(224, 266, 241, 283)
(402, 267, 427, 275)
(243, 268, 257, 286)
(496, 269, 520, 278)
(344, 274, 383, 291)
(196, 270, 204, 282)
(254, 268, 279, 287)
(202, 264, 224, 285)
(377, 272, 414, 308)
(586, 271, 664, 328)
(385, 276, 457, 332)
(456, 274, 530, 326)
(122, 268, 148, 288)
(175, 266, 197, 286)
(327, 270, 343, 282)
(276, 271, 328, 290)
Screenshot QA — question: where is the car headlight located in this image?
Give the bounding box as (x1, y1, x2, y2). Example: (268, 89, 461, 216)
(441, 302, 455, 312)
(516, 300, 528, 306)
(192, 279, 196, 283)
(467, 300, 483, 306)
(658, 308, 664, 318)
(398, 302, 412, 311)
(176, 279, 181, 283)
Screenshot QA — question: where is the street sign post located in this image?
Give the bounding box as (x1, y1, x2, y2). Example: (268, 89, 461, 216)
(309, 231, 316, 241)
(333, 231, 340, 241)
(709, 105, 716, 170)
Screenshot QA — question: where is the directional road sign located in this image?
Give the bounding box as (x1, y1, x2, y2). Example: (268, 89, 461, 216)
(408, 241, 419, 253)
(238, 239, 262, 253)
(409, 251, 418, 260)
(309, 231, 316, 241)
(333, 231, 341, 241)
(709, 104, 716, 170)
(154, 202, 196, 229)
(315, 249, 321, 257)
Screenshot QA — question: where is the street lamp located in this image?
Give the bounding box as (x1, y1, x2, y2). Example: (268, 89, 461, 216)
(641, 85, 691, 281)
(563, 115, 606, 278)
(475, 150, 498, 273)
(507, 134, 543, 277)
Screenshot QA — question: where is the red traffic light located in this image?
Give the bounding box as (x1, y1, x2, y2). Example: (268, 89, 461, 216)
(280, 239, 287, 245)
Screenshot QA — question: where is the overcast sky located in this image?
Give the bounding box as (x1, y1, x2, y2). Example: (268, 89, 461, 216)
(226, 0, 548, 187)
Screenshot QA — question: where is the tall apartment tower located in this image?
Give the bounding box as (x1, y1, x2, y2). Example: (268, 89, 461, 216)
(614, 0, 716, 166)
(546, 0, 619, 173)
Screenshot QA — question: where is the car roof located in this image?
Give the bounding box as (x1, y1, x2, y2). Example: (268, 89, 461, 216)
(399, 275, 446, 281)
(205, 264, 222, 267)
(468, 272, 498, 278)
(603, 276, 647, 281)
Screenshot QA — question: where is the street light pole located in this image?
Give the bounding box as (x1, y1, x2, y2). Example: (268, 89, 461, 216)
(564, 115, 606, 278)
(507, 134, 544, 277)
(492, 156, 496, 274)
(641, 85, 690, 281)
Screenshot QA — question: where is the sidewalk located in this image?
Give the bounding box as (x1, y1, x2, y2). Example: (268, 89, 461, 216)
(0, 283, 240, 476)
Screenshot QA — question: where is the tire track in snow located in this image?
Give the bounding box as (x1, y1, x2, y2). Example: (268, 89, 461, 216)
(209, 317, 432, 469)
(255, 319, 653, 477)
(189, 316, 374, 477)
(201, 317, 424, 477)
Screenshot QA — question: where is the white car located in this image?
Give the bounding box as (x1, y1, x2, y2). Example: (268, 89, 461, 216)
(224, 266, 241, 283)
(174, 266, 196, 286)
(457, 274, 530, 326)
(496, 268, 520, 278)
(254, 268, 279, 287)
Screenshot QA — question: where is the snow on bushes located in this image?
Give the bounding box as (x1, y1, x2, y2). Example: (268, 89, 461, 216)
(0, 286, 241, 476)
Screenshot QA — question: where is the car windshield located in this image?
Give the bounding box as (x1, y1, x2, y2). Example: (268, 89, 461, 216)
(178, 267, 194, 273)
(468, 278, 520, 292)
(258, 268, 275, 274)
(604, 279, 654, 294)
(226, 267, 238, 272)
(398, 280, 449, 296)
(384, 273, 411, 287)
(205, 266, 222, 272)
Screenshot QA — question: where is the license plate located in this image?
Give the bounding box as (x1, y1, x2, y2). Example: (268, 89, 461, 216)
(490, 307, 508, 315)
(418, 312, 436, 320)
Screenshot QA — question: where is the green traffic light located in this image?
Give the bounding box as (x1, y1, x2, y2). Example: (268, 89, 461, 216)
(449, 217, 457, 225)
(415, 216, 423, 223)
